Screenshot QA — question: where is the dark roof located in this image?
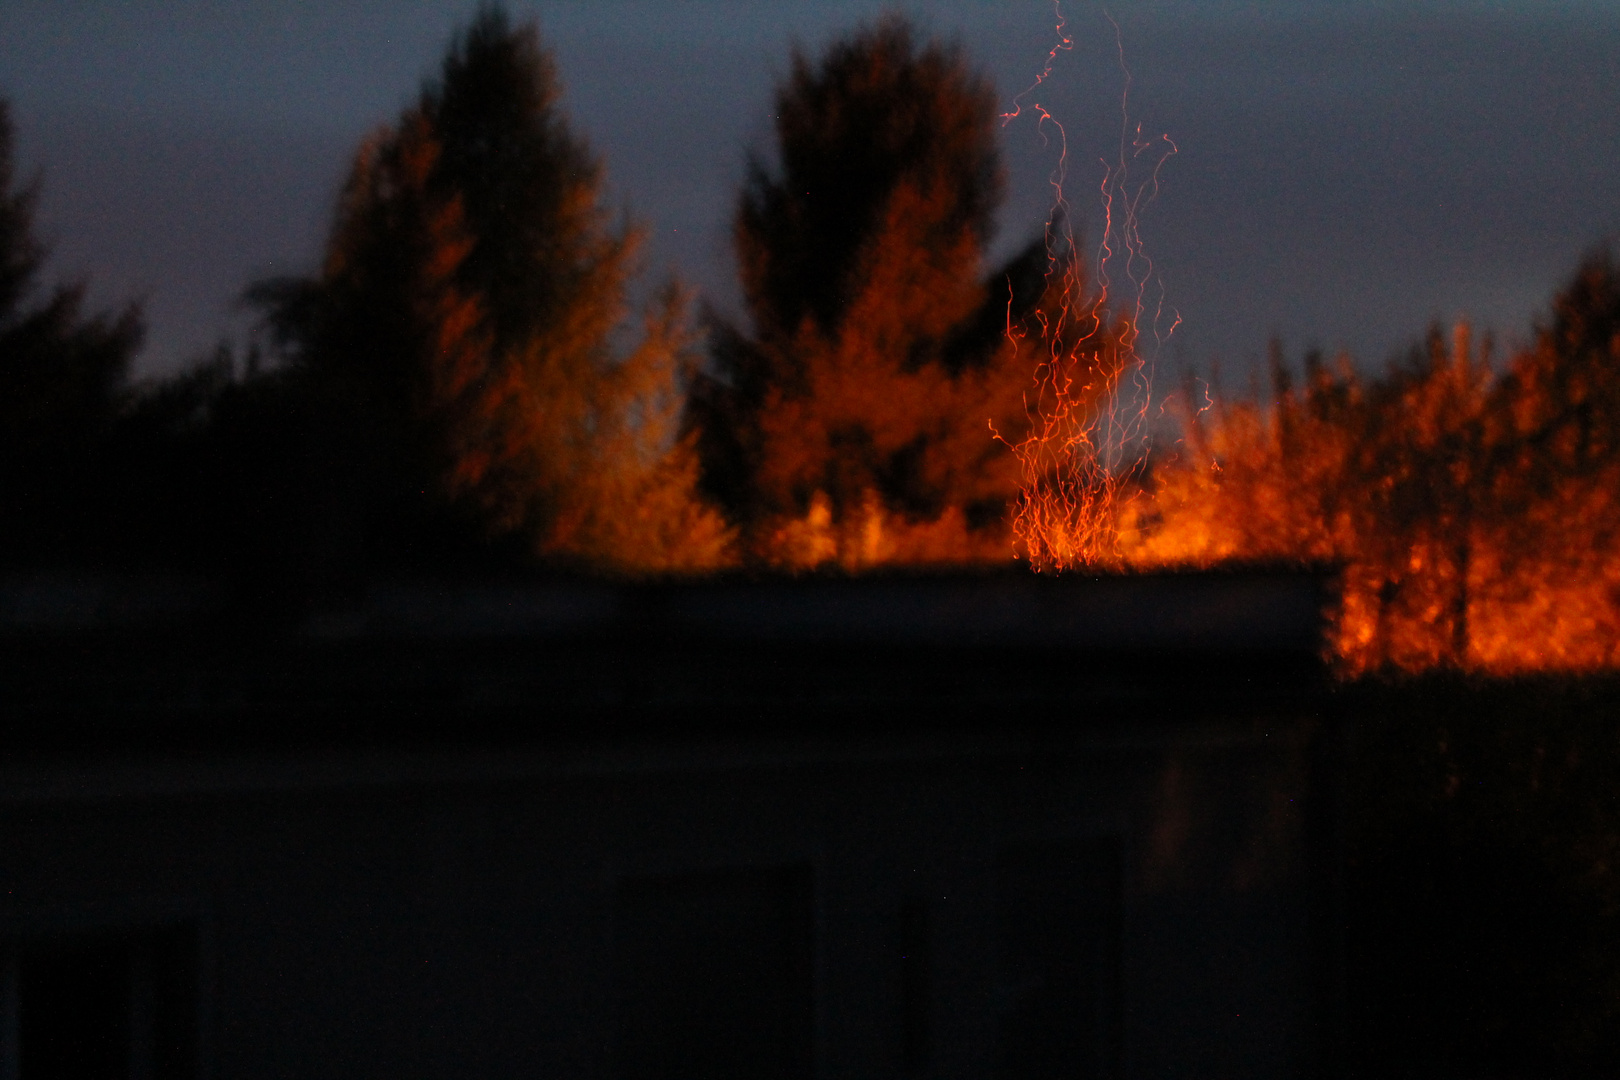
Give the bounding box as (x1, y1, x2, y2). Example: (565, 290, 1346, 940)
(0, 569, 1331, 757)
(307, 569, 1325, 653)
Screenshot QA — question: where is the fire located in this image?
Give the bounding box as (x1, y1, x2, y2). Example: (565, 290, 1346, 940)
(994, 6, 1620, 677)
(711, 4, 1620, 678)
(1120, 300, 1620, 677)
(1000, 1, 1178, 570)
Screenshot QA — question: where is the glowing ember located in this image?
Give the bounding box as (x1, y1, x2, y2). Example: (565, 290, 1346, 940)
(999, 1, 1178, 570)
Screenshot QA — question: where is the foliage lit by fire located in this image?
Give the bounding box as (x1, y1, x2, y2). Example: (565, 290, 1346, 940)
(1118, 255, 1620, 676)
(689, 17, 1051, 570)
(1, 4, 1618, 677)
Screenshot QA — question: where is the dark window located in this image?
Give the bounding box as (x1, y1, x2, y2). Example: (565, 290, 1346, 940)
(614, 865, 814, 1080)
(995, 838, 1122, 1080)
(5, 926, 197, 1080)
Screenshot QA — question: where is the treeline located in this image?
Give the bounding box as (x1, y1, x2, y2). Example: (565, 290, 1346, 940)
(1112, 257, 1620, 675)
(0, 6, 1069, 612)
(4, 4, 1620, 674)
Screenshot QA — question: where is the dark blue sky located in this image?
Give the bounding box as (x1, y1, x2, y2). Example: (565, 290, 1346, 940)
(2, 1, 1617, 382)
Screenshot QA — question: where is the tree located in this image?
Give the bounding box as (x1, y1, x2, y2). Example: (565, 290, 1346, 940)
(1130, 330, 1494, 674)
(1465, 247, 1620, 670)
(690, 16, 1050, 567)
(0, 100, 144, 565)
(251, 4, 728, 580)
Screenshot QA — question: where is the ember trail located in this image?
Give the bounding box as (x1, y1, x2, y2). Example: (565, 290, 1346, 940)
(997, 1, 1178, 571)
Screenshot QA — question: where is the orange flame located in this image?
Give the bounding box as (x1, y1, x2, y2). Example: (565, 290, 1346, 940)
(999, 2, 1177, 571)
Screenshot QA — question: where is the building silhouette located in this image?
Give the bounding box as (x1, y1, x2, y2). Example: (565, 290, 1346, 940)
(0, 569, 1339, 1079)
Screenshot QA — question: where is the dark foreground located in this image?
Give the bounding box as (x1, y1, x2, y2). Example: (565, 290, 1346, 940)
(0, 568, 1611, 1078)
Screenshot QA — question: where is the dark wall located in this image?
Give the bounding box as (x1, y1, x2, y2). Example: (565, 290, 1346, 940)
(0, 711, 1323, 1080)
(1342, 676, 1620, 1080)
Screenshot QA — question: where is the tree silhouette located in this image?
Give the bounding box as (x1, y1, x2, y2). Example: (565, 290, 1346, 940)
(690, 16, 1047, 566)
(1135, 332, 1494, 673)
(1130, 247, 1620, 674)
(250, 4, 727, 580)
(0, 100, 143, 567)
(1465, 247, 1620, 669)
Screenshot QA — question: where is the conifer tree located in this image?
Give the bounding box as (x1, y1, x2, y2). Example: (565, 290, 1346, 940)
(690, 16, 1048, 566)
(252, 4, 728, 576)
(0, 100, 143, 565)
(1469, 248, 1620, 668)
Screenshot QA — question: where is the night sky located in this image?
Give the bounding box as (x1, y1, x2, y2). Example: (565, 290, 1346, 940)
(2, 1, 1617, 383)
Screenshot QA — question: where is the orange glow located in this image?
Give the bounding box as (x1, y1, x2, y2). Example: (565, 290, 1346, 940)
(994, 7, 1620, 677)
(1000, 1, 1177, 570)
(719, 8, 1620, 680)
(1119, 308, 1620, 676)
